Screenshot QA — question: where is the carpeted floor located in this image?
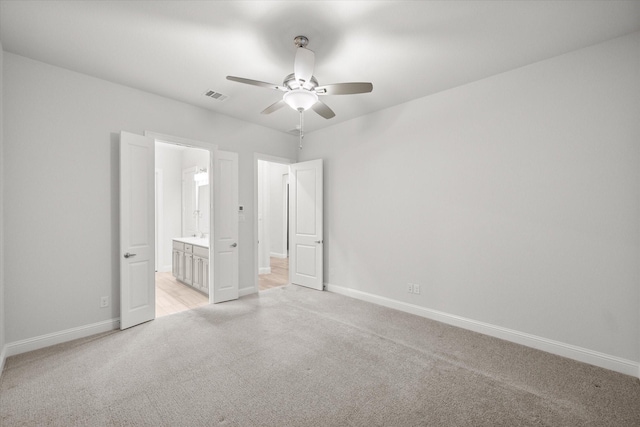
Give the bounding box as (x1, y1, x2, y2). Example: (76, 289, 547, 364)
(1, 285, 639, 426)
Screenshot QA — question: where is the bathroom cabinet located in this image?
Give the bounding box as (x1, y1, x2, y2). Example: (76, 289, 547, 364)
(172, 238, 209, 294)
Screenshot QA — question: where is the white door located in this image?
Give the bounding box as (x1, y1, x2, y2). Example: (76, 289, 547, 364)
(289, 159, 323, 290)
(213, 150, 239, 303)
(120, 131, 155, 329)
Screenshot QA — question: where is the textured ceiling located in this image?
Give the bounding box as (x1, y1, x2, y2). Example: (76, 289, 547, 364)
(1, 1, 639, 134)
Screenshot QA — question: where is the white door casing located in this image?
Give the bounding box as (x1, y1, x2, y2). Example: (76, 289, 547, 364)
(289, 159, 323, 290)
(213, 150, 239, 303)
(120, 131, 155, 329)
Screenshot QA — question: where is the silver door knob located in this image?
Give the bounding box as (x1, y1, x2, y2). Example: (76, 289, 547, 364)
(124, 252, 137, 258)
(230, 243, 238, 248)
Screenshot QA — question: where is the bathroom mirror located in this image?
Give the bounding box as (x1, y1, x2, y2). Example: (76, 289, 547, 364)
(197, 184, 210, 235)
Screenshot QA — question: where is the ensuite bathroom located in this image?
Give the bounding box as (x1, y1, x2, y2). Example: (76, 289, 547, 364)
(154, 141, 211, 316)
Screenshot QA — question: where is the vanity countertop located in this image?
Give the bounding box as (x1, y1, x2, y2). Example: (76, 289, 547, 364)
(173, 237, 209, 248)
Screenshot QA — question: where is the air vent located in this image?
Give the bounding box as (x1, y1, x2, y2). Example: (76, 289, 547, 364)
(204, 90, 228, 101)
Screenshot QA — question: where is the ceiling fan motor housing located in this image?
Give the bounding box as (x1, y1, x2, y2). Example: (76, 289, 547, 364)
(283, 73, 318, 91)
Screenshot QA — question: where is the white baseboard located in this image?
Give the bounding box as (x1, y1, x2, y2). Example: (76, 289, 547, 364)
(270, 252, 288, 259)
(158, 265, 172, 273)
(6, 318, 120, 358)
(326, 284, 639, 378)
(259, 267, 271, 275)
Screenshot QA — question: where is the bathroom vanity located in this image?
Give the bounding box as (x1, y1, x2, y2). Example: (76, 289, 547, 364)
(172, 237, 209, 294)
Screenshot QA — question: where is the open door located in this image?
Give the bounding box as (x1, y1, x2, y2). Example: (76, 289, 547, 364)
(120, 131, 155, 329)
(212, 150, 239, 303)
(289, 159, 323, 290)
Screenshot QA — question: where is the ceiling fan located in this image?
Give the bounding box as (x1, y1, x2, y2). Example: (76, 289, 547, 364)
(226, 35, 373, 120)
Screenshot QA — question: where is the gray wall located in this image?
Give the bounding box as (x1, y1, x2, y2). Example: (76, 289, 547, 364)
(300, 32, 640, 364)
(3, 53, 298, 343)
(0, 41, 5, 365)
(268, 162, 289, 258)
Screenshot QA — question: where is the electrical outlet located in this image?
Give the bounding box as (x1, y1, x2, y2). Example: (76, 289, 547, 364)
(414, 284, 420, 294)
(407, 283, 413, 293)
(100, 296, 109, 308)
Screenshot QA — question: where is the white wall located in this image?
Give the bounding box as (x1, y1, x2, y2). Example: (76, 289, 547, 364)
(300, 33, 640, 368)
(181, 147, 209, 173)
(155, 143, 183, 272)
(268, 162, 289, 258)
(0, 41, 6, 368)
(257, 160, 289, 273)
(3, 53, 298, 344)
(257, 160, 270, 273)
(181, 146, 210, 236)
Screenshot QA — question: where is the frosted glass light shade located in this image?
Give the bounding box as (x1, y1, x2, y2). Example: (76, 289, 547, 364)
(283, 89, 318, 111)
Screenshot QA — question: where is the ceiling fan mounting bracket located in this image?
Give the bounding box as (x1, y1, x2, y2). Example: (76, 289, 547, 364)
(294, 35, 309, 48)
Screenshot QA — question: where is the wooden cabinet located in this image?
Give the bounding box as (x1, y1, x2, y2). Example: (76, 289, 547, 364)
(172, 239, 209, 294)
(184, 253, 193, 285)
(172, 241, 185, 281)
(192, 245, 209, 292)
(193, 257, 204, 290)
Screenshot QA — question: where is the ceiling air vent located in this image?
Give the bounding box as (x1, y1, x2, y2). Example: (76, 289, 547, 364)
(204, 90, 228, 101)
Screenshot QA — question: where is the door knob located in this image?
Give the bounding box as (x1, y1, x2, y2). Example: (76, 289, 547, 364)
(230, 243, 238, 248)
(124, 252, 137, 258)
(315, 240, 323, 244)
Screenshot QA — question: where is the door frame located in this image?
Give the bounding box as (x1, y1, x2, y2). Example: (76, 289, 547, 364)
(145, 131, 218, 303)
(253, 153, 294, 293)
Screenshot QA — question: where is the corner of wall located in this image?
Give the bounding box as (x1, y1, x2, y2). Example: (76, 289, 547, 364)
(0, 39, 6, 376)
(0, 345, 6, 376)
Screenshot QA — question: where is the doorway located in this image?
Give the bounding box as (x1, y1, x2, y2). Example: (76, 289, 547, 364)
(155, 141, 210, 317)
(256, 158, 291, 291)
(120, 131, 239, 330)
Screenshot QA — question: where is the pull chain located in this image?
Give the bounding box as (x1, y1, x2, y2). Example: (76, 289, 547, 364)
(299, 109, 304, 150)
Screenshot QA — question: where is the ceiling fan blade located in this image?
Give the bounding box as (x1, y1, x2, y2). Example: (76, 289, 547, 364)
(294, 48, 315, 85)
(226, 76, 286, 91)
(261, 99, 286, 115)
(311, 100, 336, 119)
(316, 82, 373, 95)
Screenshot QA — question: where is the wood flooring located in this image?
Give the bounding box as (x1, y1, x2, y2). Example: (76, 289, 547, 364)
(259, 256, 289, 291)
(156, 256, 289, 318)
(155, 272, 208, 318)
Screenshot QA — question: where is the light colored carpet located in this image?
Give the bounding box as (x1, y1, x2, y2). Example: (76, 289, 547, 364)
(1, 285, 639, 426)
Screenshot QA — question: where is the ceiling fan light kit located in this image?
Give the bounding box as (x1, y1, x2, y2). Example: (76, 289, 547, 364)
(283, 89, 318, 111)
(226, 35, 373, 148)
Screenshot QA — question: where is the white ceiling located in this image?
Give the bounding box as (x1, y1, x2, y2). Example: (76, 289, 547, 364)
(1, 1, 639, 135)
